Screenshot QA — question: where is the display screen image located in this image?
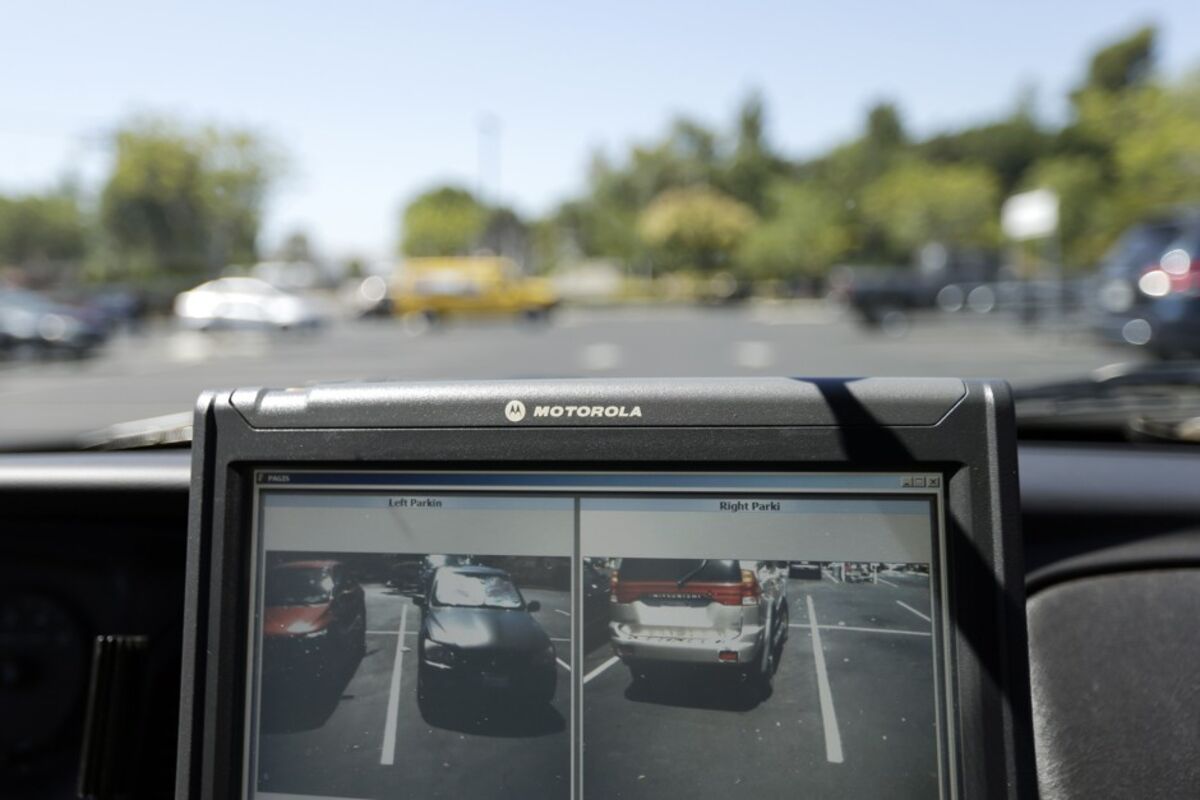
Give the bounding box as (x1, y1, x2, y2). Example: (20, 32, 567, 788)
(246, 472, 949, 800)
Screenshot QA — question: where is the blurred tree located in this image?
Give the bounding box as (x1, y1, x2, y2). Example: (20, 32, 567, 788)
(399, 185, 487, 257)
(0, 190, 87, 266)
(478, 206, 531, 266)
(861, 160, 1000, 253)
(722, 91, 786, 212)
(98, 119, 281, 280)
(1082, 26, 1156, 95)
(1021, 155, 1108, 267)
(738, 181, 852, 279)
(638, 185, 757, 272)
(278, 230, 314, 262)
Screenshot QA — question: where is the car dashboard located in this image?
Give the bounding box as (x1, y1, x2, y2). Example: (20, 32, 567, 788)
(2, 441, 1199, 799)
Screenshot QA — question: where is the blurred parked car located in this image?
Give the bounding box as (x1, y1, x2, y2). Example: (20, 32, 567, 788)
(608, 558, 789, 699)
(262, 560, 366, 682)
(1093, 209, 1200, 358)
(0, 288, 108, 359)
(174, 277, 326, 331)
(392, 257, 559, 323)
(414, 566, 556, 713)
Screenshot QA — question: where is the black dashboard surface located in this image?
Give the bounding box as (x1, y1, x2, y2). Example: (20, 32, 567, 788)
(1, 443, 1198, 799)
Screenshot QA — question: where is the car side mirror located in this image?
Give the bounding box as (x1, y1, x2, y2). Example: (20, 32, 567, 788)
(526, 600, 541, 612)
(412, 595, 426, 607)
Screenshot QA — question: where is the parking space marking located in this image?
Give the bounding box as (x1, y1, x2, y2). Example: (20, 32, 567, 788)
(379, 604, 408, 767)
(583, 655, 621, 684)
(896, 600, 932, 623)
(806, 595, 845, 764)
(554, 609, 571, 617)
(550, 636, 570, 642)
(556, 657, 572, 672)
(876, 576, 899, 588)
(826, 571, 841, 584)
(790, 623, 931, 637)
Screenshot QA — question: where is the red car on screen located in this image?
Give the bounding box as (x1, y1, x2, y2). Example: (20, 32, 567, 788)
(263, 560, 366, 681)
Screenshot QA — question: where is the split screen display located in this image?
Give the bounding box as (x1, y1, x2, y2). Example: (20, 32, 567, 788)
(247, 473, 946, 800)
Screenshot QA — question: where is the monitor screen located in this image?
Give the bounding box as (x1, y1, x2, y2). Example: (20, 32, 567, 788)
(246, 471, 950, 800)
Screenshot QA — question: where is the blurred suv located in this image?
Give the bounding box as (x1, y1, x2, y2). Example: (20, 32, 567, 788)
(608, 558, 789, 697)
(262, 560, 366, 682)
(1093, 209, 1200, 358)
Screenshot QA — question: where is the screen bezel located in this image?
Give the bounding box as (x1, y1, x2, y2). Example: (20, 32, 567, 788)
(177, 379, 1032, 800)
(243, 470, 952, 800)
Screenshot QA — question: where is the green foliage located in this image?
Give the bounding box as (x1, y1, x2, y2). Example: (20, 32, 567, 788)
(98, 119, 281, 280)
(861, 160, 1000, 252)
(638, 185, 757, 271)
(0, 191, 87, 266)
(399, 185, 488, 257)
(1083, 26, 1156, 95)
(1021, 156, 1108, 266)
(738, 182, 852, 278)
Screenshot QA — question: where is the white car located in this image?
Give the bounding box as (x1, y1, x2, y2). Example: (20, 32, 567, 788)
(174, 278, 325, 331)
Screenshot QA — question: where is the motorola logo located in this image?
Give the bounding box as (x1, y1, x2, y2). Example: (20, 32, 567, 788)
(504, 400, 527, 422)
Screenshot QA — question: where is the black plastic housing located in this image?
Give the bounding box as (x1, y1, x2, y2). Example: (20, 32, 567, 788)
(176, 377, 1033, 799)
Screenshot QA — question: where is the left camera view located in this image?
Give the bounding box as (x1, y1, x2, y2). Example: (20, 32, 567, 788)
(254, 551, 571, 800)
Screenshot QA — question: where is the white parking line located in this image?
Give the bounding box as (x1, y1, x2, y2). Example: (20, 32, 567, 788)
(379, 604, 408, 766)
(806, 595, 845, 764)
(550, 636, 571, 642)
(896, 600, 932, 623)
(790, 623, 930, 637)
(876, 577, 899, 588)
(554, 609, 571, 618)
(556, 657, 572, 672)
(583, 655, 621, 684)
(825, 571, 841, 584)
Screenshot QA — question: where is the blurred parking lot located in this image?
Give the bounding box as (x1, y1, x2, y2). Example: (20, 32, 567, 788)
(0, 303, 1143, 446)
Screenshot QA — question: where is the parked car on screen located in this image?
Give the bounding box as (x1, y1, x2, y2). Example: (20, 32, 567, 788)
(0, 288, 108, 359)
(607, 559, 789, 698)
(262, 560, 366, 682)
(174, 277, 326, 331)
(414, 566, 556, 712)
(788, 560, 822, 579)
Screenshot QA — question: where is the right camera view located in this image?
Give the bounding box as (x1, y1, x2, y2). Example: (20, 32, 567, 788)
(581, 496, 943, 799)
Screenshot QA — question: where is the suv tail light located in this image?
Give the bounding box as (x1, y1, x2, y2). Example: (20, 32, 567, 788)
(609, 570, 619, 603)
(739, 569, 761, 606)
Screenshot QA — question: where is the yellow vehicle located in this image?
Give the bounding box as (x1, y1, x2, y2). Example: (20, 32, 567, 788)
(391, 257, 559, 321)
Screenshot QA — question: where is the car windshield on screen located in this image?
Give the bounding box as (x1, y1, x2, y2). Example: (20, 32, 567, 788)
(618, 559, 742, 583)
(433, 571, 523, 609)
(3, 8, 1200, 449)
(265, 568, 331, 606)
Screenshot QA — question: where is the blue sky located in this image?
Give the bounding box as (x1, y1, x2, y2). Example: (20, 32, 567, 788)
(2, 1, 1199, 259)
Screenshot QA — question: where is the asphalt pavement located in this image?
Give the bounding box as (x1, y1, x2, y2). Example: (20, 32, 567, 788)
(256, 582, 573, 799)
(581, 572, 939, 799)
(0, 303, 1140, 446)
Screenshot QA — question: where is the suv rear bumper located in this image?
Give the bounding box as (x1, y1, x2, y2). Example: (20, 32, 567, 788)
(609, 623, 764, 665)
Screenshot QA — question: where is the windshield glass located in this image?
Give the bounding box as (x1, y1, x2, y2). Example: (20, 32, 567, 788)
(3, 7, 1200, 448)
(433, 570, 523, 609)
(266, 567, 332, 606)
